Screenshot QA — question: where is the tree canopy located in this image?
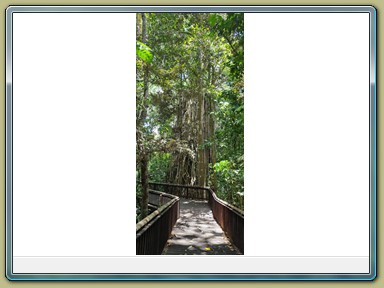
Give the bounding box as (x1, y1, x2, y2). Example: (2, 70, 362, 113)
(136, 13, 244, 221)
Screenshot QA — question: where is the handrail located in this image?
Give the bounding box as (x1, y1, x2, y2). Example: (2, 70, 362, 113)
(147, 182, 244, 254)
(207, 187, 244, 217)
(136, 193, 178, 233)
(149, 182, 209, 200)
(206, 187, 244, 253)
(149, 182, 208, 189)
(147, 189, 176, 208)
(136, 190, 180, 255)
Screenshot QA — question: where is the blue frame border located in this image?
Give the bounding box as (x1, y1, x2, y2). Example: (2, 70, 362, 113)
(5, 5, 377, 281)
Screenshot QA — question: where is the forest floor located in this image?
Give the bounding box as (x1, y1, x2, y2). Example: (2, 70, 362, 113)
(162, 198, 241, 255)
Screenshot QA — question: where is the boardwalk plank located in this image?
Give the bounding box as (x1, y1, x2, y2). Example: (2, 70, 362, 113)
(162, 198, 241, 255)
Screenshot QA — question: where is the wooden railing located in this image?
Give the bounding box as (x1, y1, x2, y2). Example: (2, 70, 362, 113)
(207, 187, 244, 253)
(148, 182, 244, 254)
(149, 182, 208, 200)
(136, 190, 179, 255)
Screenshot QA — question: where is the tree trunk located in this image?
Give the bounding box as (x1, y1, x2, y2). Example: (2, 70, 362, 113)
(197, 49, 206, 187)
(209, 95, 217, 192)
(207, 57, 218, 192)
(139, 12, 149, 220)
(140, 154, 149, 220)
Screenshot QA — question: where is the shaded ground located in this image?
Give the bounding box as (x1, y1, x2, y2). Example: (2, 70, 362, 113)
(162, 198, 241, 255)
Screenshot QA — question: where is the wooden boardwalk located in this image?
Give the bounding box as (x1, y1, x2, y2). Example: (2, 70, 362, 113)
(162, 198, 241, 255)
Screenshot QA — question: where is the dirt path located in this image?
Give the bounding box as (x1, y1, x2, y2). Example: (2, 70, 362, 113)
(162, 198, 241, 255)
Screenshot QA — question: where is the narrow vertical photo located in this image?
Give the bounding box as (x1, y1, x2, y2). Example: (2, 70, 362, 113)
(136, 13, 244, 255)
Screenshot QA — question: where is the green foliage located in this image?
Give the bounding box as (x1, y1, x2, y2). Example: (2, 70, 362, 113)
(213, 160, 230, 172)
(136, 40, 153, 63)
(148, 152, 171, 182)
(208, 13, 244, 80)
(212, 157, 244, 210)
(137, 13, 244, 210)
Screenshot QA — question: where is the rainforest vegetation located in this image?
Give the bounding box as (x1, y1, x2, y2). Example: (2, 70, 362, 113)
(136, 13, 244, 221)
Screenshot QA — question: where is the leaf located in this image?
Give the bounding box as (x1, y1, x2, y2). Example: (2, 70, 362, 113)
(208, 15, 217, 26)
(136, 40, 151, 51)
(137, 48, 153, 63)
(136, 40, 153, 63)
(204, 247, 211, 251)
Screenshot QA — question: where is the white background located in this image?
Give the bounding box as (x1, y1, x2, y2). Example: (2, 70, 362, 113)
(244, 13, 370, 257)
(12, 12, 370, 272)
(13, 13, 135, 256)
